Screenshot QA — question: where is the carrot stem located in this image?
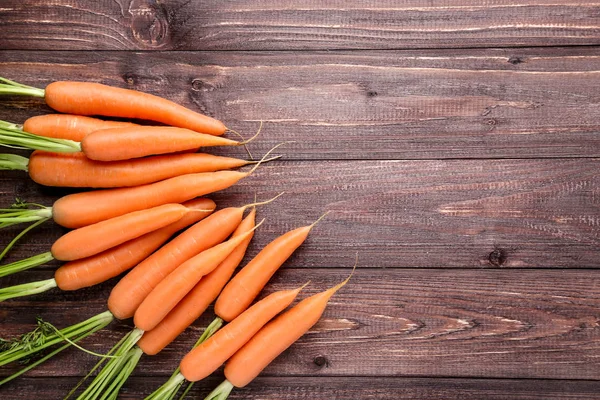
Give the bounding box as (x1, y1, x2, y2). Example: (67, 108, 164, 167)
(0, 251, 54, 278)
(0, 217, 50, 263)
(0, 125, 81, 153)
(0, 278, 57, 302)
(0, 77, 45, 97)
(0, 341, 72, 386)
(73, 328, 144, 400)
(0, 311, 114, 368)
(203, 380, 234, 400)
(0, 153, 29, 171)
(145, 317, 224, 400)
(0, 206, 52, 228)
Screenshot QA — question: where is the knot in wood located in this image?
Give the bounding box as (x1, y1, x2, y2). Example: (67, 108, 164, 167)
(313, 355, 329, 368)
(508, 56, 523, 65)
(488, 248, 507, 266)
(129, 0, 171, 49)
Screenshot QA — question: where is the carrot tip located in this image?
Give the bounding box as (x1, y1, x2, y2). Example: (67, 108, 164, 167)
(238, 121, 263, 146)
(247, 141, 291, 176)
(244, 192, 284, 211)
(330, 255, 357, 294)
(309, 210, 331, 229)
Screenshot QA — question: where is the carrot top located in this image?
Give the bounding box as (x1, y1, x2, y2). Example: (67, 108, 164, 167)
(0, 77, 44, 98)
(0, 122, 80, 153)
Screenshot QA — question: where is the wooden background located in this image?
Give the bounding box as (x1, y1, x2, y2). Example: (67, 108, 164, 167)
(1, 1, 600, 399)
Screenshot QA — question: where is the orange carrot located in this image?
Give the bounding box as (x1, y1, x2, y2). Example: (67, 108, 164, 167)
(137, 209, 256, 356)
(212, 272, 352, 396)
(81, 126, 252, 161)
(23, 114, 137, 142)
(134, 220, 264, 332)
(55, 198, 216, 290)
(0, 77, 227, 135)
(108, 195, 280, 320)
(0, 199, 215, 301)
(50, 203, 193, 261)
(215, 212, 329, 322)
(27, 151, 262, 188)
(51, 145, 278, 228)
(179, 285, 305, 382)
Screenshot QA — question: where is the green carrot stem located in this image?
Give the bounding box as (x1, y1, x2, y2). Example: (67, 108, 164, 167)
(0, 278, 57, 302)
(203, 380, 234, 400)
(65, 332, 132, 399)
(0, 207, 53, 228)
(0, 153, 29, 171)
(0, 251, 54, 278)
(74, 328, 144, 400)
(0, 217, 50, 263)
(0, 77, 45, 97)
(176, 317, 224, 399)
(145, 317, 224, 400)
(0, 341, 72, 386)
(0, 125, 80, 153)
(0, 310, 114, 367)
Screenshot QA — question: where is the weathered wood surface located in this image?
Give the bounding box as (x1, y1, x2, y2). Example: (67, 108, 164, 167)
(2, 1, 600, 51)
(4, 376, 600, 400)
(2, 268, 600, 381)
(1, 158, 598, 269)
(2, 48, 600, 159)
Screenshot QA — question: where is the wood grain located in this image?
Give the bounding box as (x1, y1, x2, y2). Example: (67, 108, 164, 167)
(2, 48, 600, 159)
(4, 376, 600, 400)
(1, 1, 600, 51)
(1, 268, 600, 381)
(0, 158, 598, 269)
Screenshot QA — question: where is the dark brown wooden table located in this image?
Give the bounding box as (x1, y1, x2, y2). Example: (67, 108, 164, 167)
(1, 2, 600, 399)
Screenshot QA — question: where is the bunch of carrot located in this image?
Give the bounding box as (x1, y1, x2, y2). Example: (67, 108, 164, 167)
(0, 76, 352, 400)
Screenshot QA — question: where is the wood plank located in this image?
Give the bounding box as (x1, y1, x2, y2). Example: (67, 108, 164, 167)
(0, 159, 598, 269)
(1, 268, 600, 381)
(2, 1, 600, 51)
(4, 376, 600, 400)
(2, 48, 600, 159)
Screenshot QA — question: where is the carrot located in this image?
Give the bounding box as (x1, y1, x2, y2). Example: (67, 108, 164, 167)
(0, 199, 215, 296)
(215, 211, 329, 322)
(51, 203, 199, 261)
(137, 209, 257, 356)
(0, 77, 226, 135)
(81, 126, 257, 161)
(0, 144, 281, 229)
(24, 151, 272, 188)
(146, 285, 306, 399)
(69, 210, 259, 399)
(0, 122, 257, 161)
(181, 285, 305, 382)
(204, 270, 353, 399)
(108, 194, 281, 321)
(134, 219, 264, 332)
(23, 114, 137, 141)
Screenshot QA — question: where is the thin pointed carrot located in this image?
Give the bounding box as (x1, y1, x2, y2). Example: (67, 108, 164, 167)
(180, 284, 306, 382)
(23, 114, 137, 142)
(26, 151, 272, 188)
(137, 209, 256, 356)
(223, 270, 353, 389)
(80, 126, 256, 161)
(108, 194, 282, 320)
(0, 77, 227, 135)
(134, 220, 264, 332)
(50, 203, 194, 261)
(215, 211, 329, 322)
